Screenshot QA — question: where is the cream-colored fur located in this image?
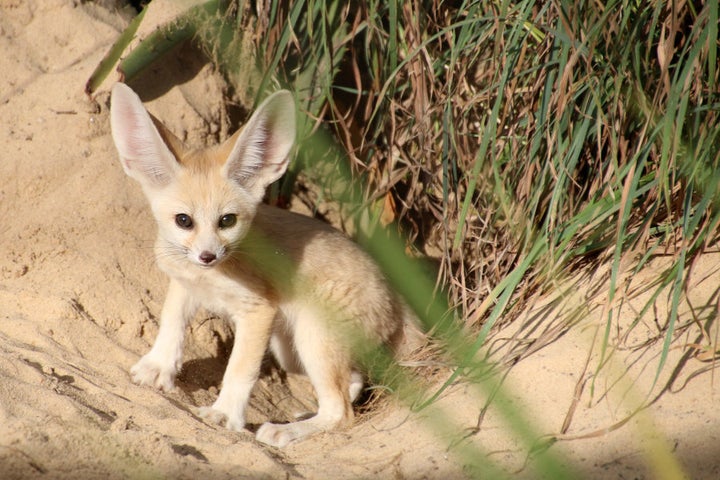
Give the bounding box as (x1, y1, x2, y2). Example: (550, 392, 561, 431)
(110, 83, 416, 448)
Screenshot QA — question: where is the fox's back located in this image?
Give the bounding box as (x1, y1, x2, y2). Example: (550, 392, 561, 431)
(244, 205, 404, 344)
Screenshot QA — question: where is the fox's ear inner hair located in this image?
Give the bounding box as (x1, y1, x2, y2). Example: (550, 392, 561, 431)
(110, 83, 180, 188)
(223, 90, 296, 197)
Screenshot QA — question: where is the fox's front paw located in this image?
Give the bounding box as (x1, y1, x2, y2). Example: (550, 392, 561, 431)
(197, 406, 245, 432)
(130, 354, 177, 391)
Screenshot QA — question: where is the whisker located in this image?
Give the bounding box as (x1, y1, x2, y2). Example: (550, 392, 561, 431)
(153, 244, 190, 263)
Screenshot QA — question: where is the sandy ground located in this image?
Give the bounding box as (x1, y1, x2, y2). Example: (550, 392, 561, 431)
(1, 1, 720, 478)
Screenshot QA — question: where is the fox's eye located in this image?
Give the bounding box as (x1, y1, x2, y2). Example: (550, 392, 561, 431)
(218, 213, 237, 229)
(175, 213, 194, 230)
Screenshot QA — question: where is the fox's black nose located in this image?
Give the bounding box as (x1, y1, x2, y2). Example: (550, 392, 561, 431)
(199, 251, 217, 264)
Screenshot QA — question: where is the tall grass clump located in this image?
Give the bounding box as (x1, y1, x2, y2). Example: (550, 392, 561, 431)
(240, 0, 720, 374)
(88, 0, 720, 475)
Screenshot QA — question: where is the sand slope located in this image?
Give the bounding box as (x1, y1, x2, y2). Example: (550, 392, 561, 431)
(1, 2, 719, 478)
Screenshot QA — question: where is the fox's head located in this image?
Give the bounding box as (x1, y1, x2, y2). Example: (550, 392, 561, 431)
(110, 83, 295, 269)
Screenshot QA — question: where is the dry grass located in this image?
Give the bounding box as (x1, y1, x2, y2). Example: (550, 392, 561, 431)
(244, 0, 720, 347)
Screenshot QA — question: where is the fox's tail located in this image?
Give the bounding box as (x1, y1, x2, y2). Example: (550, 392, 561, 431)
(392, 301, 429, 361)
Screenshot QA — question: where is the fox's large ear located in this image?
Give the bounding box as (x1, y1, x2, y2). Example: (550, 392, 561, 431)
(110, 83, 180, 188)
(222, 90, 295, 199)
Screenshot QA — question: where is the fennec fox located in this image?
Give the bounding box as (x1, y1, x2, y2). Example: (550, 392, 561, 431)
(110, 83, 415, 447)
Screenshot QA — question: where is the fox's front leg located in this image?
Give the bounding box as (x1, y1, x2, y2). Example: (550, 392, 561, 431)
(131, 279, 196, 391)
(198, 303, 275, 432)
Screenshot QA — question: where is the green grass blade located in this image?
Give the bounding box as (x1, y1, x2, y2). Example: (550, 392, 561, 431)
(85, 6, 148, 94)
(118, 1, 227, 85)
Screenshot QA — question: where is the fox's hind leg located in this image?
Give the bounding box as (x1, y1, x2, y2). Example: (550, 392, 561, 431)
(256, 307, 355, 447)
(349, 370, 364, 402)
(269, 316, 304, 374)
(270, 316, 364, 402)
